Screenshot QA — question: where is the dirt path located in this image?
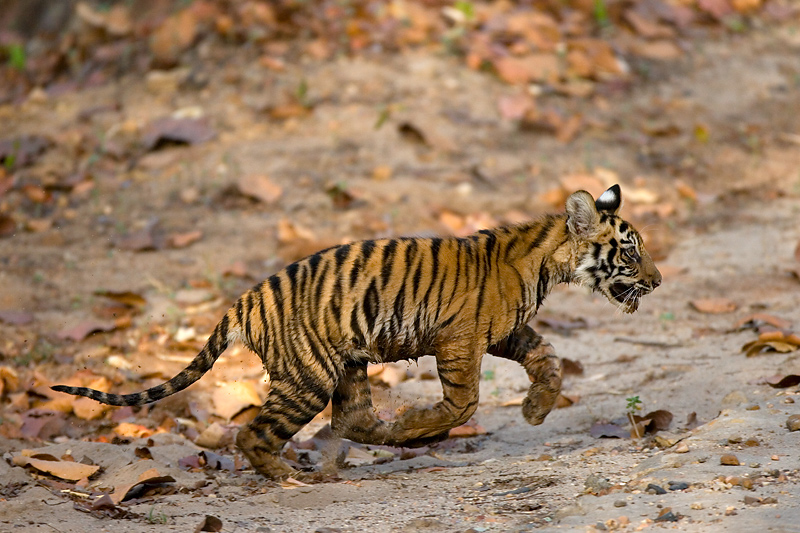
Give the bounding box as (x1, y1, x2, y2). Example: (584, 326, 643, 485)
(1, 14, 800, 533)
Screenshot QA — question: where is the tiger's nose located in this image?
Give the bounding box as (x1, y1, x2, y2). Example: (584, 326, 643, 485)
(651, 269, 662, 290)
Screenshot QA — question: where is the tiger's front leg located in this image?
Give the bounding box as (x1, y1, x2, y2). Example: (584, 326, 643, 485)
(488, 325, 563, 425)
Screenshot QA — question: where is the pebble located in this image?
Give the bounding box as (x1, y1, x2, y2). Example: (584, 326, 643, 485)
(721, 390, 748, 407)
(585, 474, 613, 494)
(720, 454, 740, 466)
(690, 502, 704, 510)
(668, 481, 690, 491)
(771, 455, 780, 461)
(614, 500, 627, 508)
(654, 509, 678, 522)
(674, 442, 689, 454)
(646, 483, 667, 495)
(786, 414, 800, 432)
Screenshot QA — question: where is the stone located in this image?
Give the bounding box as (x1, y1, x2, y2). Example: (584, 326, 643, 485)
(614, 500, 628, 508)
(721, 390, 748, 407)
(786, 414, 800, 432)
(646, 483, 666, 495)
(720, 454, 740, 466)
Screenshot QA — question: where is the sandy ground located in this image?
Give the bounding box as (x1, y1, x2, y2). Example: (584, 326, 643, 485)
(1, 20, 800, 533)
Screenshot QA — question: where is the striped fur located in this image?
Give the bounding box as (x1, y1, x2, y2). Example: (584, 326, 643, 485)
(52, 185, 661, 478)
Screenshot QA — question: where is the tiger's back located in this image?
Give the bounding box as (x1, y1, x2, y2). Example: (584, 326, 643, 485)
(53, 185, 661, 478)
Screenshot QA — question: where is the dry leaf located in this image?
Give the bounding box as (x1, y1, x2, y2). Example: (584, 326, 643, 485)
(448, 420, 487, 438)
(0, 366, 20, 396)
(763, 375, 800, 388)
(698, 0, 734, 19)
(111, 468, 176, 504)
(493, 54, 560, 85)
(236, 175, 283, 204)
(212, 381, 263, 420)
(195, 515, 224, 533)
(56, 319, 118, 341)
(281, 476, 311, 489)
(114, 422, 154, 439)
(497, 93, 537, 121)
(690, 298, 737, 314)
(150, 9, 198, 66)
(555, 393, 579, 408)
(0, 310, 34, 325)
(142, 117, 216, 151)
(13, 452, 100, 481)
(168, 230, 203, 249)
(734, 313, 792, 331)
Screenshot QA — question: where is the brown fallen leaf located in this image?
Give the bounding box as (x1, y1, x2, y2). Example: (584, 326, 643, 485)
(168, 230, 203, 249)
(590, 421, 629, 439)
(561, 358, 584, 376)
(141, 117, 216, 151)
(56, 319, 118, 341)
(0, 309, 34, 325)
(555, 393, 579, 408)
(115, 226, 158, 251)
(94, 290, 146, 309)
(449, 420, 487, 438)
(0, 135, 50, 169)
(734, 313, 792, 332)
(114, 422, 155, 439)
(13, 451, 100, 481)
(0, 214, 16, 238)
(493, 53, 561, 85)
(0, 366, 20, 396)
(212, 381, 263, 420)
(690, 298, 738, 314)
(150, 8, 198, 67)
(236, 175, 283, 204)
(762, 375, 800, 388)
(497, 93, 537, 121)
(698, 0, 734, 19)
(195, 515, 224, 533)
(111, 467, 176, 504)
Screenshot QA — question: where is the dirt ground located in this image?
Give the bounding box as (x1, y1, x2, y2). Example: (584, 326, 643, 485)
(2, 11, 800, 533)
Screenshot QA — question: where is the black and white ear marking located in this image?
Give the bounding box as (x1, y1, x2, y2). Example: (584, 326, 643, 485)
(595, 184, 622, 215)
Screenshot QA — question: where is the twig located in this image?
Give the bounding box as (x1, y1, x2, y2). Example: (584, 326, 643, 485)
(614, 337, 683, 348)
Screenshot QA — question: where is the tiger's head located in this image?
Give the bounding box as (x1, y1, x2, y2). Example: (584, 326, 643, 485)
(566, 184, 661, 313)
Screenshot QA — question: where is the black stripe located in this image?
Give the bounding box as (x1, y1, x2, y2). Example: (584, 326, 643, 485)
(314, 261, 330, 308)
(504, 234, 520, 262)
(361, 240, 376, 263)
(526, 217, 555, 255)
(536, 259, 549, 310)
(335, 244, 352, 267)
(363, 278, 380, 333)
(268, 275, 284, 321)
(245, 291, 255, 344)
(307, 252, 323, 278)
(381, 240, 398, 288)
(411, 261, 423, 299)
(350, 307, 364, 341)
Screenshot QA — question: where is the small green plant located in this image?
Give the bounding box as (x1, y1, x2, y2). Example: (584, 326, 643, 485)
(147, 505, 168, 525)
(593, 0, 611, 30)
(481, 369, 495, 381)
(626, 395, 643, 439)
(453, 1, 475, 20)
(6, 43, 26, 71)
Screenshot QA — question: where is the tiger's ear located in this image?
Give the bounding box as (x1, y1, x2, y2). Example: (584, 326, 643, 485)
(595, 184, 622, 215)
(566, 190, 600, 238)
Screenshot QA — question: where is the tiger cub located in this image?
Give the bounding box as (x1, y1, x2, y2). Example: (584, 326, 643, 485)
(53, 185, 661, 478)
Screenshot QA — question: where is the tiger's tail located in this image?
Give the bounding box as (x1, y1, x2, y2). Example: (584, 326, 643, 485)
(51, 308, 238, 406)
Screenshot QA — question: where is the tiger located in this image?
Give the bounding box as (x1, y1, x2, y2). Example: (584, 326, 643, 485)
(53, 184, 661, 479)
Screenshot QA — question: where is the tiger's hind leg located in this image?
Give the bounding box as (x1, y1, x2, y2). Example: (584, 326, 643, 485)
(488, 325, 562, 425)
(236, 377, 335, 479)
(380, 341, 483, 448)
(330, 362, 393, 444)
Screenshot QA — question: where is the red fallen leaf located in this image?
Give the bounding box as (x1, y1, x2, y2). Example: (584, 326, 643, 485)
(690, 298, 737, 314)
(0, 309, 34, 325)
(168, 230, 203, 249)
(762, 375, 800, 388)
(195, 515, 224, 533)
(236, 175, 283, 204)
(590, 421, 629, 439)
(57, 319, 118, 341)
(141, 117, 216, 151)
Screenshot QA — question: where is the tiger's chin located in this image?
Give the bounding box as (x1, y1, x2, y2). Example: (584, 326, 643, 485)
(605, 282, 641, 314)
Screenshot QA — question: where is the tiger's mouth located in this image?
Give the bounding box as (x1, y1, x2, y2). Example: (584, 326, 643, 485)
(608, 282, 640, 313)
